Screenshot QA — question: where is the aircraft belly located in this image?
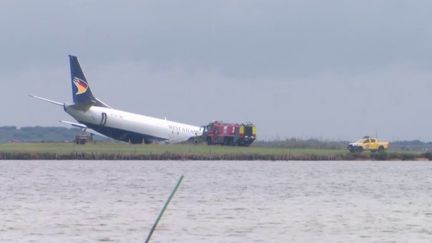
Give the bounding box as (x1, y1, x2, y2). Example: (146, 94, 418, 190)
(107, 115, 168, 140)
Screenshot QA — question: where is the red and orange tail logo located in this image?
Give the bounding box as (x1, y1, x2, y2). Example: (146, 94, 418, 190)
(73, 77, 89, 95)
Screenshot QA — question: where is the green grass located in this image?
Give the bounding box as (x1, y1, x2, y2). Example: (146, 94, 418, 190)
(0, 142, 344, 155)
(0, 143, 427, 161)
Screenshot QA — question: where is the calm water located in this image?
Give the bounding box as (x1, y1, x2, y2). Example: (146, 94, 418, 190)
(1, 160, 432, 243)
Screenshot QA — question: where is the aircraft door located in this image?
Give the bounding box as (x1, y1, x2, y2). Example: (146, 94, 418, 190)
(100, 112, 108, 127)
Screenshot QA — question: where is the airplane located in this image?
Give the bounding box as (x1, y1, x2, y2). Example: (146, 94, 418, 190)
(31, 55, 203, 144)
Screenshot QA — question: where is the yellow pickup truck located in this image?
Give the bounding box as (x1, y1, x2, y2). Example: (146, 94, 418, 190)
(347, 136, 389, 153)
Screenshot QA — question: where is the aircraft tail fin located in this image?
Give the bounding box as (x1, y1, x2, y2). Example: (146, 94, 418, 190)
(69, 55, 110, 107)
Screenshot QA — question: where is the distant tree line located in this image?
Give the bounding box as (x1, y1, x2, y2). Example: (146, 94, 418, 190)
(389, 140, 432, 151)
(0, 126, 108, 143)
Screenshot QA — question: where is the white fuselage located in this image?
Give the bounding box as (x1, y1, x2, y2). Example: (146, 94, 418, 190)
(65, 105, 203, 143)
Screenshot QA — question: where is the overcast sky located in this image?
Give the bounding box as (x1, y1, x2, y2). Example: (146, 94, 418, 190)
(1, 0, 432, 141)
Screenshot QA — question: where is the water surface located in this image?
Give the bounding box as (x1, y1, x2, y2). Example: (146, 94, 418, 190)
(1, 160, 431, 242)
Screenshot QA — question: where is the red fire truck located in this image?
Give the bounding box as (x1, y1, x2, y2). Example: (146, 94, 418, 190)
(202, 121, 256, 146)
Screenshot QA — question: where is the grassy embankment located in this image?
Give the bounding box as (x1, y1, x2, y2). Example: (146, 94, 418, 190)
(0, 143, 429, 160)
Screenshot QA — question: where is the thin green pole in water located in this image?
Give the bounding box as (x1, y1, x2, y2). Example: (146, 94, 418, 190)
(145, 175, 184, 243)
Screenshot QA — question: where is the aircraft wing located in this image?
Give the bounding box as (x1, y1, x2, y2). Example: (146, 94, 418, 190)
(59, 120, 87, 129)
(60, 120, 111, 140)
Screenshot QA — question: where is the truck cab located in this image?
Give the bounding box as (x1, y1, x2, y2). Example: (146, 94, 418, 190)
(348, 136, 389, 153)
